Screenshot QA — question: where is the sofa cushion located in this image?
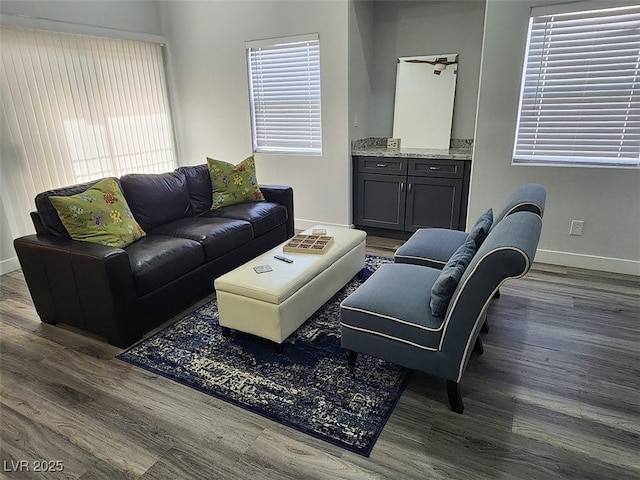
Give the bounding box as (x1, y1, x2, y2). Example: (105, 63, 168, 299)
(175, 164, 212, 215)
(49, 178, 145, 248)
(430, 236, 476, 317)
(201, 201, 287, 237)
(207, 156, 265, 209)
(149, 217, 253, 262)
(467, 208, 493, 248)
(340, 263, 445, 351)
(125, 235, 205, 297)
(35, 178, 120, 237)
(120, 171, 191, 231)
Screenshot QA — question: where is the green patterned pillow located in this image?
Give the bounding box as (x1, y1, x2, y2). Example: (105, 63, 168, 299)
(207, 156, 265, 209)
(50, 178, 145, 248)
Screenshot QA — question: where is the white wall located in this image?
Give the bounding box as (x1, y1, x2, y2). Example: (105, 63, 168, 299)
(0, 197, 19, 274)
(159, 1, 351, 230)
(368, 0, 485, 140)
(0, 0, 162, 36)
(349, 0, 375, 140)
(2, 0, 636, 276)
(0, 0, 163, 274)
(471, 0, 640, 276)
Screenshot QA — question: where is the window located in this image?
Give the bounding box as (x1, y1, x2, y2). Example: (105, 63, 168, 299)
(246, 34, 322, 155)
(513, 4, 640, 167)
(0, 26, 177, 238)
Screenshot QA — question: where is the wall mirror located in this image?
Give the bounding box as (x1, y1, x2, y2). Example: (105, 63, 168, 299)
(392, 53, 458, 149)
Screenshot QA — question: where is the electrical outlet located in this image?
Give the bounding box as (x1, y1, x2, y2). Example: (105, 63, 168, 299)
(387, 138, 400, 149)
(569, 220, 584, 236)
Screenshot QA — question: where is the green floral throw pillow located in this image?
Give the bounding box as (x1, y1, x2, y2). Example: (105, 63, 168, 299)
(207, 156, 265, 209)
(50, 178, 145, 248)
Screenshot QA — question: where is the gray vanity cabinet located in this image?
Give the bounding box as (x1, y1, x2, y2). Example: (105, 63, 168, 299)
(353, 156, 470, 233)
(355, 157, 407, 231)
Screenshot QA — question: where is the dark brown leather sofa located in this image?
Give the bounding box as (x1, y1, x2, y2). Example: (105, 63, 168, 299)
(14, 164, 294, 348)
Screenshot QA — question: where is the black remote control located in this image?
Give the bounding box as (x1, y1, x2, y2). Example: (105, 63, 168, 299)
(274, 255, 293, 263)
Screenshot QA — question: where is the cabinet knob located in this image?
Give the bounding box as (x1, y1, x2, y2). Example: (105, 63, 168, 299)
(429, 166, 441, 171)
(377, 163, 388, 168)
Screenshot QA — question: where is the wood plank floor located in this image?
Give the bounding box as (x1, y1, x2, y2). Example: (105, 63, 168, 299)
(1, 236, 639, 479)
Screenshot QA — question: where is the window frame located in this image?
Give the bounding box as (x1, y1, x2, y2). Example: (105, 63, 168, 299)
(246, 33, 322, 156)
(512, 3, 640, 168)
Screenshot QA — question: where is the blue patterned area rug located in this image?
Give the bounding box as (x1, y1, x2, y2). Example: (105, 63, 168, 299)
(117, 255, 409, 456)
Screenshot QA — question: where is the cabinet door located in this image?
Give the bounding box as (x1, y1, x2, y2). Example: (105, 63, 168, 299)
(356, 174, 406, 230)
(405, 177, 462, 232)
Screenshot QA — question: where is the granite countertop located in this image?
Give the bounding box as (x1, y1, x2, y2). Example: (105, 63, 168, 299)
(352, 146, 472, 161)
(351, 137, 473, 160)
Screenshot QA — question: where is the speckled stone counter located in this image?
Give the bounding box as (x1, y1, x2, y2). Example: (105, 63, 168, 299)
(351, 146, 472, 160)
(351, 137, 472, 161)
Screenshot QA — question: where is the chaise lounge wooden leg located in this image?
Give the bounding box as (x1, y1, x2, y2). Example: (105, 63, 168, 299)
(221, 326, 231, 337)
(346, 350, 358, 374)
(447, 380, 464, 414)
(473, 336, 484, 355)
(481, 317, 490, 333)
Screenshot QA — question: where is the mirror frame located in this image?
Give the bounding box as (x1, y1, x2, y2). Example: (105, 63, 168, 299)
(392, 53, 459, 149)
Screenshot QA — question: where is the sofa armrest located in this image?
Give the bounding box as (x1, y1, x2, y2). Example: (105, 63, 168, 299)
(13, 234, 142, 347)
(260, 184, 294, 238)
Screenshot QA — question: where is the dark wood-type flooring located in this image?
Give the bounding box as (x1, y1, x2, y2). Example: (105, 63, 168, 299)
(1, 235, 639, 479)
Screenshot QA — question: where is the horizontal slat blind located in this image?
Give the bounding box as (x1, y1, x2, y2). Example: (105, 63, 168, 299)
(247, 34, 322, 154)
(0, 26, 177, 239)
(513, 6, 640, 167)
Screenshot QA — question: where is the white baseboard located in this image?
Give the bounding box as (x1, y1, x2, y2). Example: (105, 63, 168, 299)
(536, 249, 640, 277)
(0, 256, 21, 275)
(295, 218, 355, 232)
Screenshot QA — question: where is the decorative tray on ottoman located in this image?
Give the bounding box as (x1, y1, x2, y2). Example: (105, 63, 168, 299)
(283, 234, 334, 255)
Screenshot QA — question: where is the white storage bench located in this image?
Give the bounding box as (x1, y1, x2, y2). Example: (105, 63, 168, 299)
(214, 225, 366, 346)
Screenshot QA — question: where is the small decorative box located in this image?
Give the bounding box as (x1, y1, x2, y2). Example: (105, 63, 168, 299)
(283, 234, 334, 255)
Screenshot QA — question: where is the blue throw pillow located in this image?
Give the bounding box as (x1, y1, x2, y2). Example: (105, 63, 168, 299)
(430, 236, 476, 316)
(467, 208, 493, 248)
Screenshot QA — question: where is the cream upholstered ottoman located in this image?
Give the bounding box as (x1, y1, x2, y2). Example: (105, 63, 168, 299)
(214, 225, 366, 346)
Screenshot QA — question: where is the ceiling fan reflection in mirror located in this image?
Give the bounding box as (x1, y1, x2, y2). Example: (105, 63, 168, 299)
(401, 55, 458, 75)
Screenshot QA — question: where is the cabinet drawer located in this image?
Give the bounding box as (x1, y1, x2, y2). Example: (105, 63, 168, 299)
(357, 156, 407, 175)
(409, 158, 463, 178)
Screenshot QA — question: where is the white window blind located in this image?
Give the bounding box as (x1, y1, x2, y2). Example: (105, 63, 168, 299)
(247, 34, 322, 155)
(0, 26, 177, 239)
(513, 5, 640, 167)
